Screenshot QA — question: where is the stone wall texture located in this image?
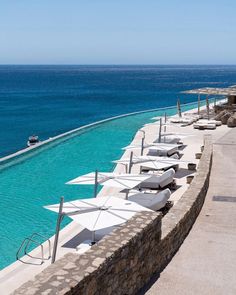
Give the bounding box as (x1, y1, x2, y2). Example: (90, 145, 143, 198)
(14, 135, 213, 295)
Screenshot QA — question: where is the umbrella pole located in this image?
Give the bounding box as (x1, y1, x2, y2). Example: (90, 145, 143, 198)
(94, 170, 98, 198)
(139, 138, 144, 173)
(128, 151, 133, 174)
(164, 112, 167, 132)
(158, 118, 162, 143)
(206, 96, 210, 120)
(198, 94, 200, 115)
(51, 196, 64, 264)
(177, 98, 182, 118)
(91, 231, 96, 245)
(141, 137, 145, 156)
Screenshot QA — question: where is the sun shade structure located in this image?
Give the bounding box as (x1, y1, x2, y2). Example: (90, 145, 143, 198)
(67, 172, 151, 190)
(122, 142, 179, 159)
(45, 196, 151, 263)
(122, 142, 179, 151)
(135, 161, 178, 170)
(114, 155, 188, 171)
(114, 155, 187, 164)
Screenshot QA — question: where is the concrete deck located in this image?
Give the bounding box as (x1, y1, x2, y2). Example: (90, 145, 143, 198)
(140, 128, 236, 295)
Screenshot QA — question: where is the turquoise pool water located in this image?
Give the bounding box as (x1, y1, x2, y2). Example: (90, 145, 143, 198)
(0, 101, 210, 269)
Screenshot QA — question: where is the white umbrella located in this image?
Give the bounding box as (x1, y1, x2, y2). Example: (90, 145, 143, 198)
(135, 155, 190, 171)
(45, 196, 151, 262)
(140, 161, 176, 170)
(67, 172, 113, 185)
(45, 196, 151, 231)
(114, 155, 188, 171)
(67, 172, 150, 189)
(122, 142, 179, 151)
(122, 141, 179, 157)
(67, 171, 151, 196)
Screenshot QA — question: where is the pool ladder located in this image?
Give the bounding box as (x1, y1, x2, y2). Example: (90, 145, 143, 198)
(16, 233, 51, 265)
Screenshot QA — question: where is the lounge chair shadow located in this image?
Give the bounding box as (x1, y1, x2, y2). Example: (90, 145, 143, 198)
(61, 229, 91, 249)
(177, 153, 184, 159)
(170, 184, 181, 192)
(174, 168, 195, 179)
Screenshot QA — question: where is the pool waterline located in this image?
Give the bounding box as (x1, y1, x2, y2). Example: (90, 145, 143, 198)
(0, 98, 217, 171)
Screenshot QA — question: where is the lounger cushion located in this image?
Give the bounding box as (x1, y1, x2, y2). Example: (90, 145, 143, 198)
(139, 168, 175, 189)
(129, 188, 171, 211)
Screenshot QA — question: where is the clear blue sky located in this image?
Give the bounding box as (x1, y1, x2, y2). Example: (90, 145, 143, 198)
(0, 0, 236, 64)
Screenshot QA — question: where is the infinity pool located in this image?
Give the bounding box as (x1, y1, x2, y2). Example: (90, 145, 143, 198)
(0, 101, 205, 269)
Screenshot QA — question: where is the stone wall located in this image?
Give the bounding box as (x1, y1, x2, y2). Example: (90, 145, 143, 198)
(14, 136, 212, 295)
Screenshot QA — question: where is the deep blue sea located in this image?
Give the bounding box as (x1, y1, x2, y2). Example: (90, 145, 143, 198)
(1, 65, 236, 158)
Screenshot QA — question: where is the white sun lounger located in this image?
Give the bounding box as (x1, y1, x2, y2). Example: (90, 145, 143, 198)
(193, 120, 216, 130)
(197, 119, 222, 126)
(129, 188, 171, 211)
(169, 113, 200, 124)
(139, 168, 175, 189)
(169, 117, 195, 124)
(154, 135, 182, 144)
(147, 145, 179, 157)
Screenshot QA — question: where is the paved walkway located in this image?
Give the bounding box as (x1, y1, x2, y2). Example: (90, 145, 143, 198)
(140, 128, 236, 295)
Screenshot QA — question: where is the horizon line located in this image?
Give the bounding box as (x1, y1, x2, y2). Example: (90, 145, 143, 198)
(0, 64, 236, 66)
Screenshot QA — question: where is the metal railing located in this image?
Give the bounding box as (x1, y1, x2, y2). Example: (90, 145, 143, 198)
(16, 233, 51, 265)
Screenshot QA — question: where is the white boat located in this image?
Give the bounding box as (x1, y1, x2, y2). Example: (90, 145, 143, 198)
(27, 135, 40, 147)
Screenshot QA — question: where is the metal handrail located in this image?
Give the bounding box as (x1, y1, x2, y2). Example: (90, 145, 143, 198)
(25, 233, 51, 260)
(16, 237, 44, 265)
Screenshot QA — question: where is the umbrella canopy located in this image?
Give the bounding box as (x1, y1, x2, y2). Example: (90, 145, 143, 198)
(138, 155, 187, 164)
(136, 161, 178, 170)
(67, 172, 151, 190)
(45, 196, 151, 231)
(114, 155, 188, 170)
(122, 142, 179, 151)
